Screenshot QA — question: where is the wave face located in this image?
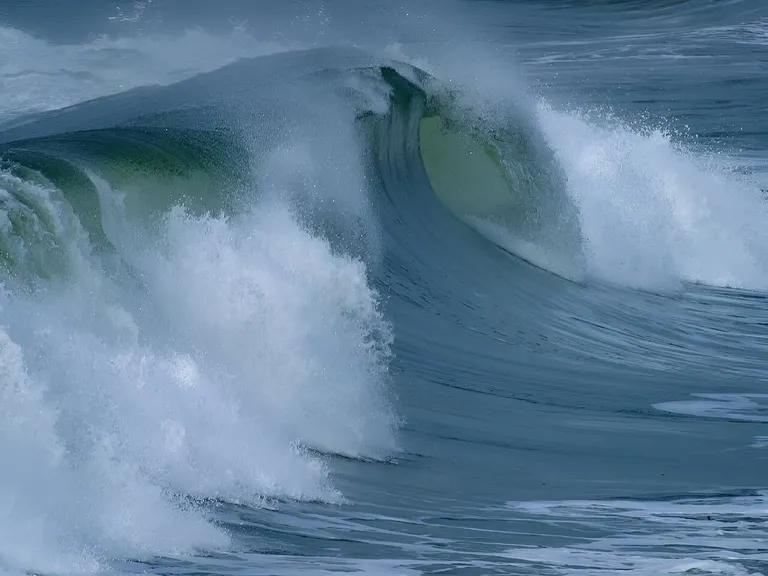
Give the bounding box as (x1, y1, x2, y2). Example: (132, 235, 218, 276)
(1, 2, 767, 575)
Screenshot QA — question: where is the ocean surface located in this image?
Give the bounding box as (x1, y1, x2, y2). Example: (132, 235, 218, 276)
(0, 1, 767, 575)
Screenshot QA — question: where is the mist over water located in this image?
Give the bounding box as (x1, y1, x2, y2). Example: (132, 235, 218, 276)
(0, 1, 767, 575)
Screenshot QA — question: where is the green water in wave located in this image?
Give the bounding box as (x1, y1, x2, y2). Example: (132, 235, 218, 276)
(0, 128, 248, 283)
(417, 112, 585, 278)
(419, 115, 517, 219)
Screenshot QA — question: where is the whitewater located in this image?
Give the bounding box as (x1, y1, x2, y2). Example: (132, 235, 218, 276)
(0, 1, 766, 575)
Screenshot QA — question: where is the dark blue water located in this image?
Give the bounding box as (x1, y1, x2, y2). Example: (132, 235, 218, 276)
(0, 2, 766, 575)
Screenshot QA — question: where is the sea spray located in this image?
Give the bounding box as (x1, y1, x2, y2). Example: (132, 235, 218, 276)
(0, 163, 395, 574)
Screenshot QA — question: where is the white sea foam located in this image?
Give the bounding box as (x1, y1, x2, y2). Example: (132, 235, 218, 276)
(0, 167, 395, 574)
(536, 105, 768, 289)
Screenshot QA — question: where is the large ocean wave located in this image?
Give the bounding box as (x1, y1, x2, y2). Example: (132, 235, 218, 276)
(0, 5, 767, 574)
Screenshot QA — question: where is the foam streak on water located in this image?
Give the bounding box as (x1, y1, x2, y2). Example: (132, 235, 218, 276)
(504, 493, 768, 576)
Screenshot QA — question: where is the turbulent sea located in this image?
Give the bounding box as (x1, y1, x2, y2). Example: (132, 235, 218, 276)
(0, 1, 767, 574)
